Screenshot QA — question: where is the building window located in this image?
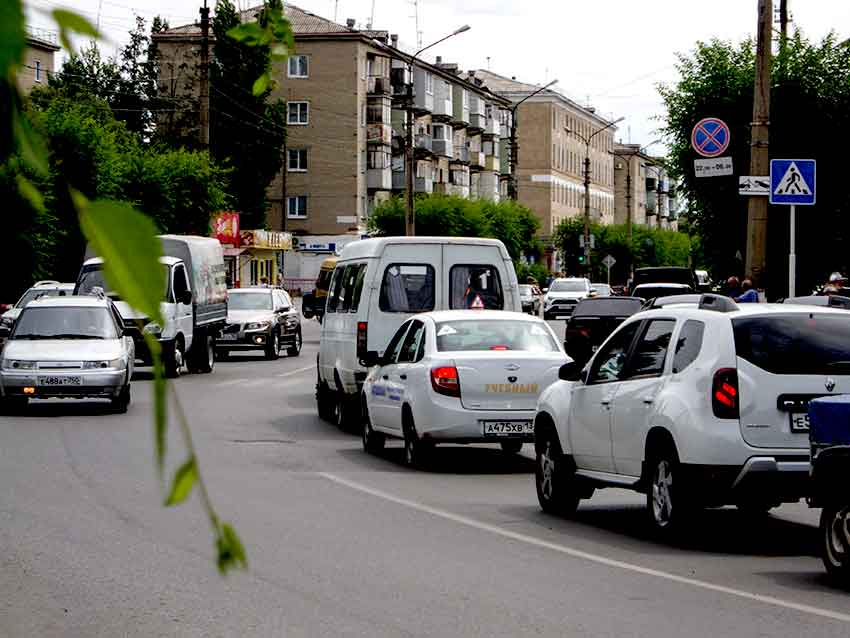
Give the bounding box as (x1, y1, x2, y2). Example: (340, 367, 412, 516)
(287, 196, 307, 218)
(34, 59, 41, 82)
(287, 101, 309, 125)
(425, 72, 434, 95)
(462, 89, 469, 108)
(288, 55, 309, 78)
(288, 149, 307, 172)
(367, 147, 391, 170)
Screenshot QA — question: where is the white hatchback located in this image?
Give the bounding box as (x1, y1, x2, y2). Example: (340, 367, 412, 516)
(361, 310, 568, 467)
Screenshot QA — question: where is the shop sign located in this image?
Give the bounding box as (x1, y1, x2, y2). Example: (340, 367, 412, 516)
(212, 211, 240, 246)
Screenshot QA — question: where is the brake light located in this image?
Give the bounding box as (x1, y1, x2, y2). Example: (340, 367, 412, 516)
(489, 345, 509, 351)
(712, 368, 739, 419)
(356, 321, 368, 359)
(431, 366, 460, 397)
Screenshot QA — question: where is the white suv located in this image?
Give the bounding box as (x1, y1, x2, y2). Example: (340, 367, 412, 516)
(534, 295, 850, 534)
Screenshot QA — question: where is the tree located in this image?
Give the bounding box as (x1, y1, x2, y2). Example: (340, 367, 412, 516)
(210, 0, 286, 229)
(43, 41, 122, 104)
(659, 33, 850, 295)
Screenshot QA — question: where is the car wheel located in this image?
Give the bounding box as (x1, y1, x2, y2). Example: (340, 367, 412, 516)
(0, 396, 28, 414)
(217, 349, 229, 361)
(535, 425, 580, 516)
(402, 415, 431, 469)
(316, 378, 334, 422)
(287, 329, 302, 357)
(265, 330, 280, 360)
(164, 340, 184, 378)
(820, 506, 850, 583)
(646, 444, 688, 536)
(111, 384, 131, 414)
(197, 335, 215, 373)
(500, 440, 523, 454)
(361, 395, 385, 454)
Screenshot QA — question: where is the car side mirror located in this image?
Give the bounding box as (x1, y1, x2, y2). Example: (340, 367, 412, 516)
(302, 292, 315, 319)
(542, 288, 548, 294)
(360, 350, 380, 368)
(558, 360, 581, 381)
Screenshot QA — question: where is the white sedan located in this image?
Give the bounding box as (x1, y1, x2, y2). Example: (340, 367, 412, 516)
(361, 310, 570, 467)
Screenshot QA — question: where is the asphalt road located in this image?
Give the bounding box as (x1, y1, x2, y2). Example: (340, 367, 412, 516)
(1, 316, 849, 637)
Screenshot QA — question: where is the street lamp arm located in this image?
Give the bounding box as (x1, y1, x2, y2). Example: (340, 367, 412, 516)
(589, 115, 625, 142)
(412, 25, 471, 60)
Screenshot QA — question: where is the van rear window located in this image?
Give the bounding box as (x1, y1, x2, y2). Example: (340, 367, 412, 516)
(379, 264, 435, 313)
(733, 314, 850, 375)
(449, 265, 504, 310)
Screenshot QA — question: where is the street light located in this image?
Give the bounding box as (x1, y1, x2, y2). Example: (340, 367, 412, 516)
(614, 139, 662, 277)
(567, 115, 625, 274)
(404, 26, 472, 235)
(508, 79, 558, 201)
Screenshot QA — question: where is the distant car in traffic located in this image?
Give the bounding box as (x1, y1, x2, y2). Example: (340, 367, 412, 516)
(519, 284, 541, 315)
(0, 281, 75, 335)
(0, 294, 134, 413)
(361, 310, 568, 466)
(544, 277, 592, 320)
(217, 287, 301, 360)
(631, 283, 694, 301)
(563, 297, 643, 367)
(642, 294, 702, 309)
(590, 283, 612, 297)
(631, 266, 697, 293)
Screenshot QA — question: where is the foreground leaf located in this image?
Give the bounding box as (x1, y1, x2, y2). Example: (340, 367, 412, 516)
(15, 175, 45, 212)
(144, 332, 166, 474)
(216, 522, 248, 574)
(252, 72, 270, 96)
(165, 456, 197, 506)
(52, 9, 100, 52)
(226, 22, 267, 47)
(0, 0, 25, 80)
(12, 108, 48, 175)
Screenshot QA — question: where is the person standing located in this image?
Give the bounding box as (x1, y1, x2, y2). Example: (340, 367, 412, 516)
(735, 279, 759, 303)
(725, 276, 741, 299)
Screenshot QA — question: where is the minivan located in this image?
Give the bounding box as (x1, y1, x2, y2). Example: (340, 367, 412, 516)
(316, 237, 521, 428)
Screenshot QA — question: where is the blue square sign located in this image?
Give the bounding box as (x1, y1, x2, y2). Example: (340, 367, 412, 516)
(770, 159, 816, 205)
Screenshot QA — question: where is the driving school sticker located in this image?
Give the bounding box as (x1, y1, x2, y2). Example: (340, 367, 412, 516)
(486, 383, 539, 394)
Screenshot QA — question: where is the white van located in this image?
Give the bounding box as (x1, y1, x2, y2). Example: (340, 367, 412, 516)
(317, 237, 521, 427)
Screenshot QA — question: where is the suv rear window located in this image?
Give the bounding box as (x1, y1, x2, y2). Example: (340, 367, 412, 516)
(379, 264, 435, 313)
(733, 314, 850, 375)
(573, 298, 643, 318)
(449, 265, 504, 310)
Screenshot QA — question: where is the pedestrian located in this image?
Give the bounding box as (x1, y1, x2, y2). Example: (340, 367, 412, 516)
(828, 272, 849, 297)
(725, 276, 741, 299)
(260, 276, 269, 287)
(735, 279, 759, 303)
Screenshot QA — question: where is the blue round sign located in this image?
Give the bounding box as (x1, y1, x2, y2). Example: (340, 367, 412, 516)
(691, 117, 730, 158)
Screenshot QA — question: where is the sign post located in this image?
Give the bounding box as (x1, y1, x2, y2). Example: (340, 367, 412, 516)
(602, 254, 616, 286)
(770, 159, 816, 298)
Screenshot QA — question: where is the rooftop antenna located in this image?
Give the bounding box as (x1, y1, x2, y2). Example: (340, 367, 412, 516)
(486, 56, 491, 70)
(410, 0, 422, 49)
(96, 0, 103, 30)
(367, 0, 376, 29)
(334, 0, 339, 23)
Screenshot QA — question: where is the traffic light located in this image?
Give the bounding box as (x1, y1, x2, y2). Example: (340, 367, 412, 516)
(577, 255, 585, 263)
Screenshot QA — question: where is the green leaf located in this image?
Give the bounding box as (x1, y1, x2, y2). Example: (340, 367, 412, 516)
(216, 522, 247, 574)
(15, 175, 45, 212)
(144, 333, 166, 474)
(165, 456, 197, 506)
(0, 0, 25, 77)
(12, 108, 48, 176)
(226, 22, 268, 47)
(52, 9, 100, 53)
(252, 72, 270, 96)
(77, 196, 164, 325)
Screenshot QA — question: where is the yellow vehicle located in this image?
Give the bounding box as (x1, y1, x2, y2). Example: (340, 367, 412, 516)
(302, 256, 338, 322)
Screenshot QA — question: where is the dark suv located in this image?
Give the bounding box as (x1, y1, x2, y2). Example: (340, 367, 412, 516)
(563, 296, 643, 367)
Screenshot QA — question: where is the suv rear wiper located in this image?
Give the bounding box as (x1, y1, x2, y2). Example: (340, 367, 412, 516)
(37, 333, 105, 340)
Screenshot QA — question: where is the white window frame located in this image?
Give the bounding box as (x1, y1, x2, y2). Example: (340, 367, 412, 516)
(287, 196, 307, 219)
(288, 148, 307, 172)
(425, 72, 434, 95)
(287, 101, 309, 125)
(34, 59, 42, 82)
(462, 89, 469, 108)
(288, 55, 309, 78)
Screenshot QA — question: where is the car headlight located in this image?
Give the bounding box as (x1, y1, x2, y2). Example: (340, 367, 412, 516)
(143, 322, 161, 335)
(245, 321, 271, 330)
(82, 358, 126, 370)
(2, 359, 36, 370)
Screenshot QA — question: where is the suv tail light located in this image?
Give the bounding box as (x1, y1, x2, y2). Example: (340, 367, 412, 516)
(356, 322, 368, 359)
(712, 368, 739, 419)
(431, 366, 460, 398)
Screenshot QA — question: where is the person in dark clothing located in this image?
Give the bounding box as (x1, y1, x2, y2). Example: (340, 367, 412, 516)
(726, 276, 741, 299)
(735, 279, 759, 303)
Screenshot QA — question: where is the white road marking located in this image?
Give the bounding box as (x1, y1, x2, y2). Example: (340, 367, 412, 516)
(213, 365, 314, 387)
(275, 365, 315, 379)
(319, 472, 850, 624)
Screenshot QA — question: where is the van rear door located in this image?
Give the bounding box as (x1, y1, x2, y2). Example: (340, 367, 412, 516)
(441, 243, 518, 311)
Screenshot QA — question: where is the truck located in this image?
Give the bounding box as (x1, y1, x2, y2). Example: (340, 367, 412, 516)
(75, 235, 228, 377)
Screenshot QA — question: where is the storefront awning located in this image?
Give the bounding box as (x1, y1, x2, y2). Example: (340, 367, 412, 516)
(223, 247, 247, 257)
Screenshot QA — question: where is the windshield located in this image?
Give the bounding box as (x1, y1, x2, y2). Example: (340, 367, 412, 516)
(12, 306, 118, 340)
(550, 280, 587, 293)
(229, 292, 273, 310)
(78, 265, 169, 299)
(16, 288, 67, 307)
(436, 320, 558, 353)
(634, 285, 692, 300)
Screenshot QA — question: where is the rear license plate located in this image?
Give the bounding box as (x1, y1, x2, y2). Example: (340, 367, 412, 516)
(790, 412, 810, 432)
(482, 420, 533, 436)
(39, 376, 81, 386)
(219, 333, 238, 341)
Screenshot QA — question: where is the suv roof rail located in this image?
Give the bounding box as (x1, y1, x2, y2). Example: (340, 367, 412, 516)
(33, 280, 60, 286)
(698, 293, 739, 313)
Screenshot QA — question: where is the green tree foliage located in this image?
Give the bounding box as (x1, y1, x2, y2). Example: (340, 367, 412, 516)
(553, 218, 691, 283)
(367, 194, 542, 261)
(210, 0, 287, 229)
(659, 33, 850, 294)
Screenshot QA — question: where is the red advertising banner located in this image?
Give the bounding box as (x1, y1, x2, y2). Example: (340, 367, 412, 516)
(213, 211, 240, 246)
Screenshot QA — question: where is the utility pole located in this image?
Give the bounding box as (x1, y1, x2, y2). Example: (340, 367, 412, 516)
(199, 0, 210, 149)
(779, 0, 789, 45)
(656, 168, 662, 229)
(583, 152, 592, 272)
(745, 0, 773, 287)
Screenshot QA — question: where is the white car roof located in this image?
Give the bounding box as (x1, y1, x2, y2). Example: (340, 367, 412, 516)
(229, 287, 272, 293)
(555, 277, 589, 283)
(84, 256, 180, 266)
(633, 282, 691, 289)
(636, 301, 850, 323)
(338, 236, 510, 261)
(26, 295, 111, 308)
(418, 309, 544, 323)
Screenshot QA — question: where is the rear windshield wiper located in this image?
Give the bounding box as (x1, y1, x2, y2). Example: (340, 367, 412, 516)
(35, 333, 106, 340)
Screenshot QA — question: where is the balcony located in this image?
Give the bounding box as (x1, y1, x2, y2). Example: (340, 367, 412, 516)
(392, 171, 405, 191)
(433, 95, 453, 121)
(414, 176, 433, 193)
(367, 167, 392, 190)
(452, 146, 469, 164)
(391, 66, 412, 102)
(469, 112, 485, 131)
(450, 184, 470, 198)
(367, 123, 391, 145)
(368, 76, 390, 96)
(415, 133, 433, 153)
(433, 138, 453, 157)
(485, 155, 499, 172)
(469, 151, 485, 169)
(433, 182, 449, 195)
(484, 117, 501, 137)
(452, 86, 469, 126)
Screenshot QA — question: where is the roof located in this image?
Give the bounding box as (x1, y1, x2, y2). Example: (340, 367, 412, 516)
(420, 309, 543, 323)
(229, 287, 273, 293)
(27, 295, 110, 308)
(26, 35, 60, 52)
(338, 236, 509, 261)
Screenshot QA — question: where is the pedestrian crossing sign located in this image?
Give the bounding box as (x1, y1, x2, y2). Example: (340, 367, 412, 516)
(770, 159, 816, 205)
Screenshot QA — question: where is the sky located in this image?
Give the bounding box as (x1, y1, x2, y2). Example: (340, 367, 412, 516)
(25, 0, 850, 149)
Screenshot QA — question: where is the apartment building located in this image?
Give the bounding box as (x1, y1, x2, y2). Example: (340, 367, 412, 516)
(471, 70, 617, 258)
(18, 28, 60, 94)
(614, 144, 678, 231)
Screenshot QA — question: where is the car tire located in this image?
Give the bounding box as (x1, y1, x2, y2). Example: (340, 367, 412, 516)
(361, 395, 385, 454)
(535, 425, 580, 516)
(287, 329, 302, 357)
(645, 443, 688, 536)
(164, 340, 184, 378)
(820, 506, 850, 583)
(216, 349, 229, 361)
(265, 330, 280, 360)
(500, 440, 523, 454)
(402, 414, 431, 469)
(195, 334, 215, 373)
(316, 378, 335, 422)
(544, 312, 553, 321)
(111, 384, 131, 414)
(0, 396, 28, 414)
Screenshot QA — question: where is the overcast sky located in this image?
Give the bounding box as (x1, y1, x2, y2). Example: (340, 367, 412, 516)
(26, 0, 850, 148)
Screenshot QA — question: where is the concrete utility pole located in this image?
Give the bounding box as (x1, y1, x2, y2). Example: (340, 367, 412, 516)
(508, 79, 558, 201)
(404, 25, 471, 236)
(745, 0, 773, 287)
(199, 0, 211, 149)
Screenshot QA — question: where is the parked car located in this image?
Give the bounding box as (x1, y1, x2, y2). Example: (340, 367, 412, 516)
(631, 283, 694, 301)
(590, 283, 612, 297)
(534, 295, 847, 535)
(631, 266, 697, 293)
(317, 236, 522, 430)
(563, 297, 643, 368)
(0, 294, 134, 413)
(519, 284, 541, 315)
(361, 310, 567, 466)
(77, 235, 227, 377)
(301, 256, 338, 323)
(543, 278, 592, 320)
(217, 287, 301, 359)
(0, 281, 75, 335)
